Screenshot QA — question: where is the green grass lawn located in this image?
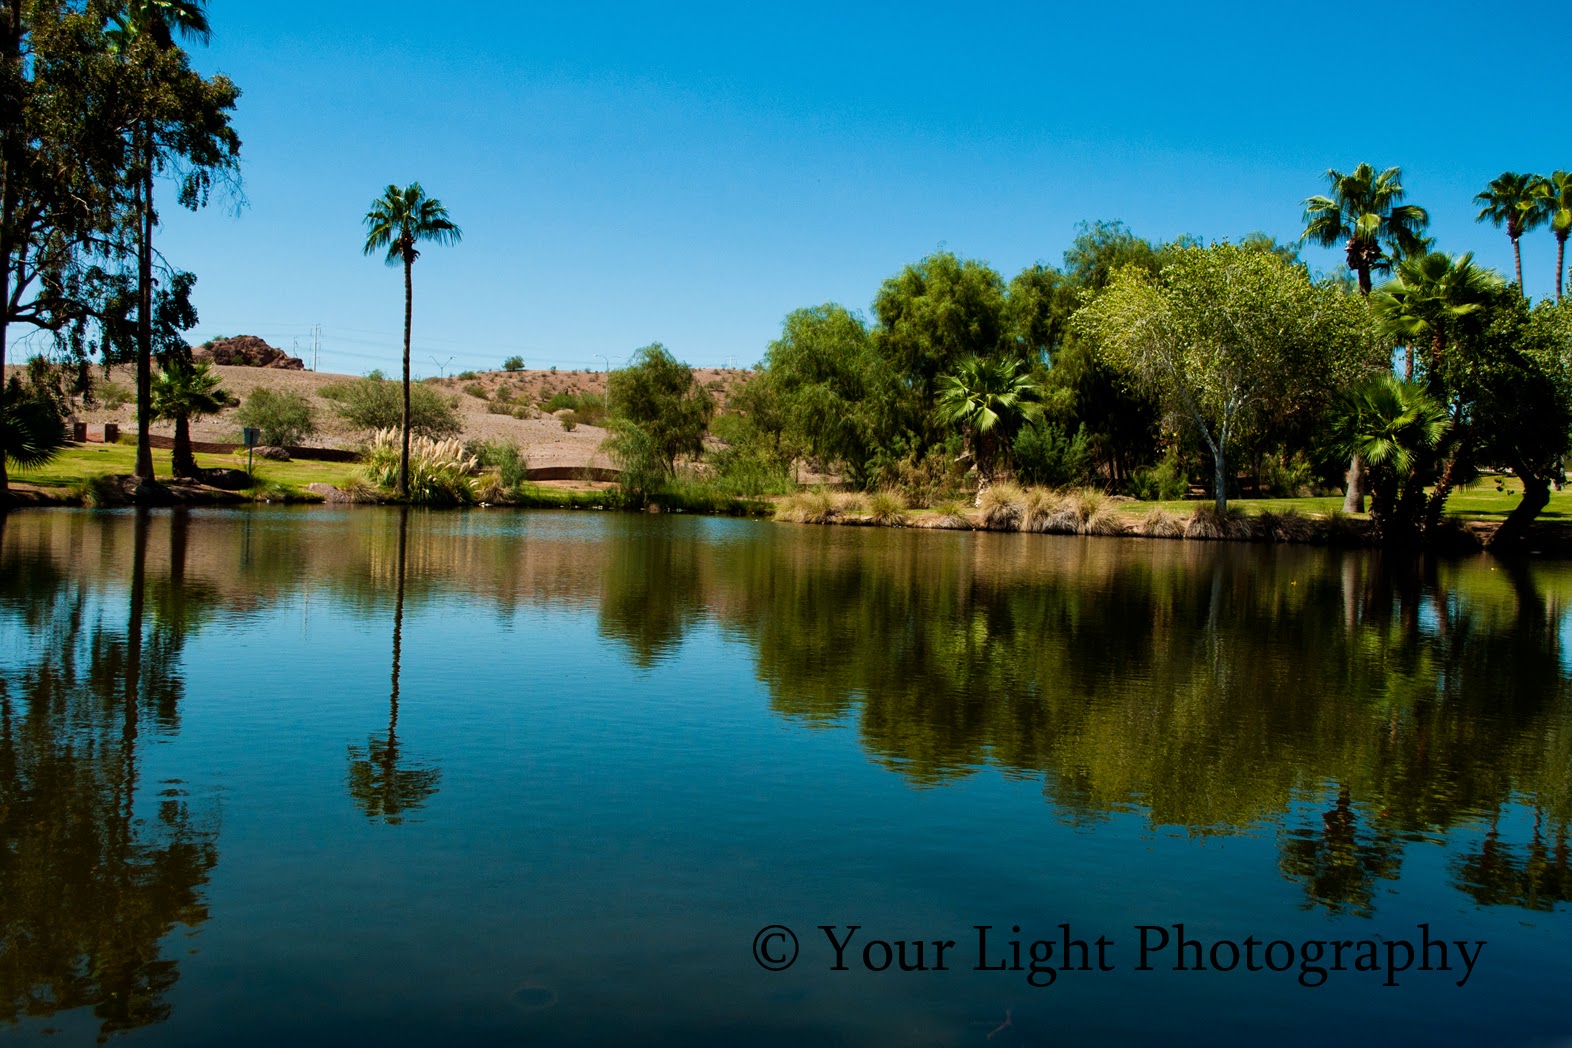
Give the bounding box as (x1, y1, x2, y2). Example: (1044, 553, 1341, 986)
(13, 444, 362, 497)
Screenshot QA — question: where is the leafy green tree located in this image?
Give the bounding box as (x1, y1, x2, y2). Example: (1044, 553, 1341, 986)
(1077, 243, 1362, 512)
(361, 182, 462, 497)
(234, 386, 315, 446)
(605, 342, 713, 476)
(935, 355, 1041, 494)
(1474, 172, 1548, 294)
(1301, 164, 1431, 294)
(502, 354, 524, 372)
(149, 358, 228, 478)
(872, 251, 1007, 450)
(1538, 171, 1572, 303)
(761, 304, 889, 482)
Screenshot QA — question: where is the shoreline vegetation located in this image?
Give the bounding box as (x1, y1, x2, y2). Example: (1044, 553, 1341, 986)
(8, 442, 1569, 554)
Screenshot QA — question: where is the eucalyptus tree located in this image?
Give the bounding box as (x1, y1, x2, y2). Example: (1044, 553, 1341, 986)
(1540, 171, 1572, 303)
(1301, 164, 1430, 511)
(104, 0, 239, 484)
(1474, 172, 1548, 294)
(935, 355, 1041, 496)
(361, 183, 462, 497)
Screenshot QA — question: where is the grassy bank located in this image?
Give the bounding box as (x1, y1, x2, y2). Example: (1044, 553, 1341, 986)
(10, 444, 361, 503)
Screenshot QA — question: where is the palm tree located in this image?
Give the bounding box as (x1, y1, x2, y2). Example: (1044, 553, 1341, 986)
(1302, 164, 1431, 295)
(1302, 163, 1430, 513)
(1539, 171, 1572, 302)
(1372, 252, 1503, 384)
(149, 359, 229, 479)
(935, 355, 1041, 498)
(362, 183, 462, 497)
(1327, 374, 1450, 538)
(104, 0, 213, 484)
(1474, 172, 1548, 294)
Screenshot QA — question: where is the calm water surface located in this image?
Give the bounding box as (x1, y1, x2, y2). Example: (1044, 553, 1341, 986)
(1, 508, 1568, 1046)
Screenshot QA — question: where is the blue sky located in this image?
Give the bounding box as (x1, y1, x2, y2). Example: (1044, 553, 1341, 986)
(138, 1, 1567, 375)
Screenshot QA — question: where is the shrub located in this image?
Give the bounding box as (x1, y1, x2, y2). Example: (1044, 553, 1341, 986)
(1015, 420, 1094, 488)
(774, 489, 835, 524)
(463, 382, 488, 399)
(1130, 457, 1188, 501)
(1185, 505, 1252, 540)
(931, 499, 972, 529)
(1140, 507, 1186, 538)
(866, 490, 906, 525)
(1256, 509, 1314, 543)
(560, 412, 578, 432)
(503, 356, 525, 372)
(456, 370, 478, 381)
(96, 380, 134, 411)
(234, 387, 316, 448)
(363, 428, 479, 504)
(320, 375, 461, 438)
(1258, 453, 1316, 499)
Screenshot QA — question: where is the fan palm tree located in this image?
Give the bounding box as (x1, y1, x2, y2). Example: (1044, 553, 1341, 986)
(362, 183, 462, 497)
(149, 359, 229, 478)
(1, 376, 69, 477)
(1539, 171, 1572, 303)
(935, 355, 1041, 497)
(104, 0, 212, 484)
(1302, 164, 1431, 295)
(1327, 374, 1449, 536)
(1372, 252, 1503, 384)
(1474, 172, 1549, 294)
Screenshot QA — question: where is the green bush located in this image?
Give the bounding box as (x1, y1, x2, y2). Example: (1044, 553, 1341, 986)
(541, 391, 606, 426)
(503, 356, 525, 372)
(319, 375, 461, 438)
(235, 387, 317, 446)
(1130, 457, 1188, 501)
(1014, 420, 1093, 488)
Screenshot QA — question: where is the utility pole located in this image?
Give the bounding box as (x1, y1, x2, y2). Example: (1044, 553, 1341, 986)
(430, 355, 454, 378)
(312, 323, 321, 371)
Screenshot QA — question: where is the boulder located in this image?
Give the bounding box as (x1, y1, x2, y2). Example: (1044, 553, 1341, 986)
(253, 445, 291, 461)
(201, 468, 252, 491)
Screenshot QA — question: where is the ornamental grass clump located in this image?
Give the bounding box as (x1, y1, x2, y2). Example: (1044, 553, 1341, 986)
(978, 482, 1025, 531)
(1184, 504, 1252, 540)
(866, 490, 907, 525)
(774, 489, 835, 524)
(365, 428, 479, 505)
(1140, 507, 1187, 539)
(1256, 508, 1314, 544)
(931, 499, 972, 529)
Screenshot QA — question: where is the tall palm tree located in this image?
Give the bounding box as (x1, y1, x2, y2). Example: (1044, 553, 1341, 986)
(935, 355, 1041, 498)
(149, 359, 228, 478)
(1539, 171, 1572, 303)
(362, 183, 462, 497)
(1302, 163, 1430, 513)
(1474, 172, 1548, 294)
(105, 0, 212, 484)
(1302, 164, 1431, 295)
(1372, 252, 1503, 384)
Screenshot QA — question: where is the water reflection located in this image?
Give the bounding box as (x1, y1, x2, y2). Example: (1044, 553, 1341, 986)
(0, 510, 219, 1042)
(347, 508, 441, 824)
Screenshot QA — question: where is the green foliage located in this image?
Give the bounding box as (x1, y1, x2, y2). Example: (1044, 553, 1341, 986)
(1302, 164, 1430, 292)
(1327, 374, 1449, 532)
(502, 355, 524, 372)
(935, 356, 1042, 482)
(319, 375, 461, 438)
(150, 360, 231, 477)
(235, 387, 316, 447)
(605, 344, 713, 475)
(456, 370, 478, 381)
(542, 391, 606, 425)
(1011, 419, 1093, 488)
(1129, 457, 1188, 502)
(2, 374, 69, 469)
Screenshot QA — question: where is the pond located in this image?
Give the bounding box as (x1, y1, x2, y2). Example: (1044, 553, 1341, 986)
(0, 507, 1568, 1045)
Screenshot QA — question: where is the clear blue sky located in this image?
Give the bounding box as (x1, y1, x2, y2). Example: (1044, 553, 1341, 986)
(141, 1, 1567, 376)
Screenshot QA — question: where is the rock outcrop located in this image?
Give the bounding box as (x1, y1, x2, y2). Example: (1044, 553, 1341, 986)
(193, 335, 305, 369)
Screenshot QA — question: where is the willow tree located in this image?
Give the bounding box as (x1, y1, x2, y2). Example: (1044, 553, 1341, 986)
(361, 183, 461, 497)
(1077, 244, 1360, 513)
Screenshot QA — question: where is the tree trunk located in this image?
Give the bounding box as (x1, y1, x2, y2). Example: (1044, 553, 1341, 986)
(1512, 235, 1524, 294)
(1342, 454, 1366, 513)
(1212, 442, 1227, 514)
(0, 0, 21, 504)
(399, 254, 412, 497)
(171, 413, 198, 478)
(1492, 472, 1551, 548)
(135, 123, 155, 483)
(1557, 233, 1566, 304)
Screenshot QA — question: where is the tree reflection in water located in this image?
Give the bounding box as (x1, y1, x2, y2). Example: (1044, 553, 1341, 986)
(347, 507, 441, 824)
(0, 510, 219, 1042)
